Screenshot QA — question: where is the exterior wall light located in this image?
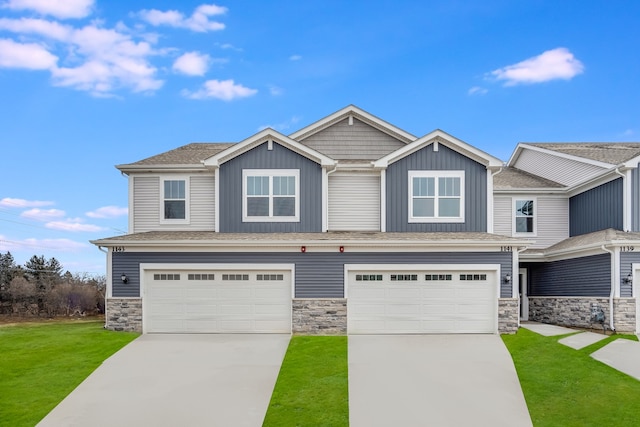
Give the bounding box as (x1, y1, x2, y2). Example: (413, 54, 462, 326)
(301, 246, 306, 253)
(504, 273, 512, 283)
(339, 246, 345, 253)
(121, 273, 128, 284)
(624, 272, 633, 284)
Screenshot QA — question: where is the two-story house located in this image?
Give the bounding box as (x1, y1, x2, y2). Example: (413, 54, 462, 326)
(92, 105, 530, 335)
(92, 106, 640, 335)
(494, 143, 640, 334)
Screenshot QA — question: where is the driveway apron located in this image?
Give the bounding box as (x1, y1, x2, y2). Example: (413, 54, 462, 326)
(37, 334, 290, 427)
(349, 335, 532, 427)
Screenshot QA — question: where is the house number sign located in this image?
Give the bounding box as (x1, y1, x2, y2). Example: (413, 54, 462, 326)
(621, 246, 635, 252)
(112, 247, 126, 252)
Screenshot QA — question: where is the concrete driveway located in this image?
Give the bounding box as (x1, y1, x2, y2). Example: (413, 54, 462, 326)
(37, 334, 290, 427)
(349, 335, 532, 427)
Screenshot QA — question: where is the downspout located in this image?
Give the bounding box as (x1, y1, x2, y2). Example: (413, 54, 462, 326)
(601, 245, 617, 332)
(324, 164, 338, 232)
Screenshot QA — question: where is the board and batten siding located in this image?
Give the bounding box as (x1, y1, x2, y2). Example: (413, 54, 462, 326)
(299, 117, 406, 160)
(570, 178, 623, 236)
(385, 143, 487, 232)
(112, 251, 513, 299)
(328, 172, 380, 231)
(528, 253, 611, 297)
(131, 174, 215, 232)
(514, 148, 606, 187)
(219, 142, 322, 232)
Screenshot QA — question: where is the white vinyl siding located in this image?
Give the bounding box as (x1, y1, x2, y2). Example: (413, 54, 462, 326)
(514, 149, 606, 187)
(493, 197, 512, 237)
(131, 174, 215, 232)
(328, 173, 380, 231)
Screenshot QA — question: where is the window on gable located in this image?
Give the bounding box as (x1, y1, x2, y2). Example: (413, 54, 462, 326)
(515, 199, 535, 233)
(408, 171, 465, 223)
(163, 179, 187, 221)
(243, 170, 299, 222)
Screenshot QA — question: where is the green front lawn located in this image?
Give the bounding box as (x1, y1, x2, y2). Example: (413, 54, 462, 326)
(263, 336, 349, 427)
(503, 329, 640, 427)
(0, 321, 139, 427)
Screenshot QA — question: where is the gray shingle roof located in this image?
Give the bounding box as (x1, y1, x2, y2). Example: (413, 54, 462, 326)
(92, 230, 527, 245)
(494, 167, 564, 189)
(528, 143, 640, 165)
(123, 143, 235, 166)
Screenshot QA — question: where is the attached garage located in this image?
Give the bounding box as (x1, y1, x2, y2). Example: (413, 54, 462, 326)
(142, 264, 293, 333)
(347, 264, 499, 334)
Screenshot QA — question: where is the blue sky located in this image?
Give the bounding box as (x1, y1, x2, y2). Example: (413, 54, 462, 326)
(0, 0, 638, 275)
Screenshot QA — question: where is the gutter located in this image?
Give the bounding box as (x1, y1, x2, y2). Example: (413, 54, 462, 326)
(601, 245, 617, 332)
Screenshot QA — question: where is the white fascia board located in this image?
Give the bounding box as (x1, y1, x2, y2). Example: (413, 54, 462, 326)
(506, 144, 526, 167)
(493, 188, 566, 195)
(288, 105, 416, 143)
(116, 164, 207, 174)
(565, 168, 626, 196)
(622, 154, 640, 168)
(203, 128, 335, 167)
(513, 143, 614, 169)
(373, 129, 503, 168)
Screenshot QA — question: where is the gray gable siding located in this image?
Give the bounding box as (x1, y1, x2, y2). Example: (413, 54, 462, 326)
(112, 251, 512, 298)
(219, 142, 322, 232)
(299, 117, 406, 160)
(632, 166, 640, 232)
(570, 178, 623, 236)
(385, 143, 487, 232)
(528, 253, 611, 297)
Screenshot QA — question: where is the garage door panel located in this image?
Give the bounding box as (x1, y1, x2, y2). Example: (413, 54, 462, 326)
(145, 269, 291, 333)
(348, 269, 497, 334)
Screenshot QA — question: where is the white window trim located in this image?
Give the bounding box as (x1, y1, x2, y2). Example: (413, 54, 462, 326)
(408, 170, 465, 223)
(160, 176, 190, 224)
(512, 197, 537, 236)
(242, 169, 300, 222)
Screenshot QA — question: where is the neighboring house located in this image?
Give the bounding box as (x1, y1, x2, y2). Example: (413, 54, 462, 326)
(494, 143, 640, 333)
(92, 106, 640, 335)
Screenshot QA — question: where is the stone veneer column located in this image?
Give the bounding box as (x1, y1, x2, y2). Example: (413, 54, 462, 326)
(292, 299, 347, 335)
(105, 298, 142, 332)
(498, 298, 519, 334)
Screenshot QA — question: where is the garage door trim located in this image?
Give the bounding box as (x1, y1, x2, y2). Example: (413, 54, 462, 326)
(140, 263, 295, 334)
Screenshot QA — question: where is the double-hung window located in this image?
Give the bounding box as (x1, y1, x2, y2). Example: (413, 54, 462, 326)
(514, 198, 535, 234)
(162, 178, 188, 222)
(243, 169, 299, 222)
(408, 171, 465, 223)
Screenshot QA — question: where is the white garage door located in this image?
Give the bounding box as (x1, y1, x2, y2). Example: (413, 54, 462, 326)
(144, 269, 292, 333)
(348, 267, 498, 334)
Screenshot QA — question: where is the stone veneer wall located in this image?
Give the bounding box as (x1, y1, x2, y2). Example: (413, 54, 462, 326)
(292, 299, 347, 335)
(528, 297, 636, 333)
(106, 298, 143, 332)
(498, 298, 519, 334)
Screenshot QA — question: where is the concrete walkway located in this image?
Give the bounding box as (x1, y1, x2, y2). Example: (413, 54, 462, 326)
(348, 335, 532, 427)
(591, 338, 640, 381)
(37, 334, 290, 427)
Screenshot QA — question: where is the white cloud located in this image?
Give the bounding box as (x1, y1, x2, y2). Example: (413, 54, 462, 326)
(269, 85, 283, 96)
(183, 79, 257, 100)
(45, 218, 104, 232)
(86, 205, 128, 219)
(0, 38, 58, 69)
(289, 54, 302, 61)
(0, 17, 73, 40)
(2, 0, 94, 19)
(468, 86, 488, 96)
(258, 116, 301, 132)
(0, 236, 88, 252)
(489, 47, 584, 86)
(173, 51, 209, 76)
(20, 208, 66, 221)
(0, 198, 54, 208)
(139, 3, 227, 32)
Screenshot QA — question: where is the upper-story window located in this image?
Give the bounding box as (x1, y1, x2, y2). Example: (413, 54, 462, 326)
(162, 178, 189, 222)
(408, 171, 465, 223)
(243, 169, 300, 222)
(514, 199, 535, 234)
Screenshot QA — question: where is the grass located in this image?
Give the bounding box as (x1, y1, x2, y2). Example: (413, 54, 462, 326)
(503, 329, 640, 427)
(0, 320, 139, 427)
(263, 336, 349, 427)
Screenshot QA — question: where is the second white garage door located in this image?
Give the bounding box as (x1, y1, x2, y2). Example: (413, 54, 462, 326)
(347, 266, 498, 334)
(144, 268, 292, 334)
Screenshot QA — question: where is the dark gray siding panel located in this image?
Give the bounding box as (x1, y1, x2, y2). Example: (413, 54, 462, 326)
(386, 144, 487, 232)
(632, 166, 640, 232)
(570, 178, 623, 236)
(112, 251, 512, 298)
(219, 142, 322, 232)
(619, 252, 640, 297)
(528, 254, 611, 296)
